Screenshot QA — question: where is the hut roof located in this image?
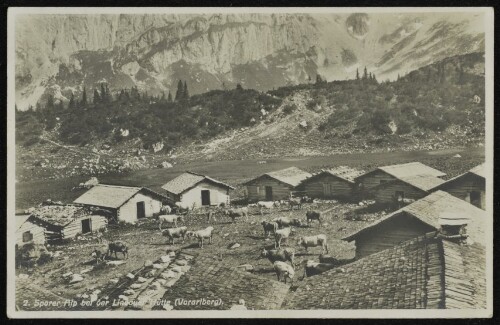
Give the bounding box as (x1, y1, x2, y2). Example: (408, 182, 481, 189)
(28, 204, 93, 227)
(16, 214, 31, 230)
(304, 166, 365, 184)
(245, 167, 312, 187)
(469, 163, 485, 178)
(74, 184, 166, 209)
(162, 255, 290, 310)
(283, 233, 486, 309)
(161, 171, 234, 195)
(357, 162, 446, 181)
(343, 191, 486, 245)
(372, 174, 446, 192)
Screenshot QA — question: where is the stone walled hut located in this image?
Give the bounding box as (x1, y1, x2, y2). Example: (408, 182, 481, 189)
(74, 184, 166, 223)
(244, 167, 312, 202)
(342, 191, 486, 259)
(161, 172, 234, 208)
(432, 163, 485, 210)
(301, 166, 364, 200)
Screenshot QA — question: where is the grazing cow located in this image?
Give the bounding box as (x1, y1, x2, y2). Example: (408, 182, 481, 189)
(224, 207, 248, 222)
(261, 221, 278, 237)
(160, 205, 172, 214)
(274, 227, 293, 249)
(303, 260, 336, 277)
(173, 201, 192, 214)
(158, 214, 184, 230)
(186, 226, 214, 248)
(107, 241, 129, 259)
(162, 226, 188, 244)
(288, 197, 304, 210)
(297, 235, 329, 254)
(273, 261, 295, 284)
(306, 210, 322, 226)
(90, 248, 106, 264)
(261, 248, 295, 269)
(273, 217, 303, 229)
(257, 201, 274, 216)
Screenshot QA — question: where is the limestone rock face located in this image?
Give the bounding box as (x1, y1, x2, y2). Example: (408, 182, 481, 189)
(15, 13, 485, 110)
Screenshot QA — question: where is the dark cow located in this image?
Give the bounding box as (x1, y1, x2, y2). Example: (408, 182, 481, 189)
(261, 221, 278, 237)
(288, 197, 304, 210)
(107, 241, 129, 259)
(260, 248, 295, 269)
(306, 210, 322, 225)
(91, 248, 107, 264)
(224, 207, 248, 223)
(273, 217, 303, 229)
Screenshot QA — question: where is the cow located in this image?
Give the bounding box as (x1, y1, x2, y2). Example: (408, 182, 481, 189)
(160, 205, 172, 214)
(162, 226, 188, 245)
(186, 226, 214, 248)
(273, 261, 295, 284)
(224, 207, 248, 222)
(257, 201, 275, 216)
(306, 210, 322, 226)
(158, 214, 184, 230)
(173, 201, 193, 214)
(303, 260, 336, 277)
(297, 235, 329, 254)
(107, 241, 129, 259)
(274, 227, 293, 249)
(260, 248, 295, 269)
(261, 221, 278, 237)
(90, 248, 107, 264)
(273, 217, 303, 229)
(288, 197, 304, 210)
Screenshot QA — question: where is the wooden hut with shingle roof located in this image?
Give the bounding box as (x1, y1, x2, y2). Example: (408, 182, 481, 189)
(243, 167, 312, 202)
(342, 191, 486, 259)
(432, 163, 486, 209)
(74, 184, 166, 223)
(301, 166, 364, 200)
(161, 171, 234, 208)
(283, 232, 486, 309)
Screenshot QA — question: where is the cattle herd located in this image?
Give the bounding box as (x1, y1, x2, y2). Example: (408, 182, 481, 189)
(89, 197, 338, 286)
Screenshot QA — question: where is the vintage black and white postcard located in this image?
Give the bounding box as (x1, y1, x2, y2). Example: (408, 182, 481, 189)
(7, 7, 494, 318)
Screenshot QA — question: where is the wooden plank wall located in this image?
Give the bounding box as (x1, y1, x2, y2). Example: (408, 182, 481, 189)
(246, 176, 293, 202)
(354, 213, 435, 258)
(373, 181, 426, 204)
(303, 174, 353, 199)
(357, 170, 396, 190)
(439, 174, 485, 210)
(61, 215, 108, 239)
(16, 220, 46, 247)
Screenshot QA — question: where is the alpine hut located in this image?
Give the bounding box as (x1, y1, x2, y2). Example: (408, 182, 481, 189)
(243, 167, 312, 202)
(354, 162, 446, 204)
(301, 166, 364, 201)
(161, 171, 234, 208)
(431, 163, 486, 209)
(27, 203, 108, 242)
(284, 231, 486, 309)
(74, 184, 166, 223)
(16, 213, 46, 247)
(342, 190, 486, 259)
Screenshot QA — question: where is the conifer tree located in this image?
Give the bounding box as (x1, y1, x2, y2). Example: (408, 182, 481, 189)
(93, 89, 100, 104)
(175, 80, 184, 101)
(69, 92, 75, 109)
(183, 81, 189, 99)
(167, 91, 173, 102)
(363, 66, 368, 80)
(356, 68, 360, 80)
(81, 87, 87, 106)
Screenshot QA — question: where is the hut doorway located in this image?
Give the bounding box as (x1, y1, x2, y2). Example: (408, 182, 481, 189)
(265, 186, 273, 201)
(81, 219, 92, 234)
(201, 190, 211, 206)
(137, 202, 146, 219)
(470, 191, 481, 208)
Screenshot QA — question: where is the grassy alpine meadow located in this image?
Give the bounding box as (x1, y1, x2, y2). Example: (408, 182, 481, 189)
(15, 147, 484, 211)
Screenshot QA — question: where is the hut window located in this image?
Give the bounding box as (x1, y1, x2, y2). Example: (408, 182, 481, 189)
(22, 231, 33, 243)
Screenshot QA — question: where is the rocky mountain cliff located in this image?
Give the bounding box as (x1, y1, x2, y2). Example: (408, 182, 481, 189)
(15, 12, 485, 110)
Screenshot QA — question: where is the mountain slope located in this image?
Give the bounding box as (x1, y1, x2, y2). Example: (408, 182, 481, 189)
(15, 12, 485, 110)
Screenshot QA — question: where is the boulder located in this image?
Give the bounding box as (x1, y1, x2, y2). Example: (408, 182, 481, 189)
(175, 259, 188, 266)
(229, 243, 241, 249)
(237, 264, 254, 272)
(62, 271, 74, 278)
(109, 278, 119, 284)
(69, 274, 84, 284)
(144, 260, 153, 267)
(160, 255, 171, 263)
(152, 263, 164, 269)
(126, 273, 135, 279)
(137, 277, 147, 283)
(160, 161, 173, 169)
(130, 283, 143, 289)
(123, 289, 135, 296)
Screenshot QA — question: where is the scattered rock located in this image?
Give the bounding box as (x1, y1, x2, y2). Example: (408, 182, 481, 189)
(160, 256, 171, 263)
(152, 263, 164, 269)
(109, 278, 119, 284)
(175, 259, 188, 266)
(69, 274, 84, 284)
(126, 273, 135, 279)
(107, 260, 126, 266)
(453, 154, 462, 158)
(130, 283, 143, 289)
(144, 260, 153, 267)
(137, 277, 147, 283)
(229, 243, 241, 249)
(18, 274, 29, 279)
(80, 267, 93, 274)
(123, 289, 135, 296)
(237, 264, 254, 272)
